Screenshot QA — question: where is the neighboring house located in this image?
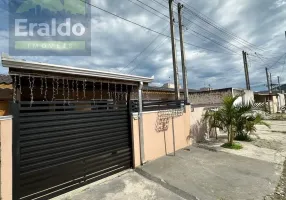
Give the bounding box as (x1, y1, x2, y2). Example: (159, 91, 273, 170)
(189, 88, 254, 143)
(0, 74, 12, 116)
(142, 85, 254, 107)
(142, 85, 255, 143)
(190, 88, 254, 107)
(254, 91, 286, 113)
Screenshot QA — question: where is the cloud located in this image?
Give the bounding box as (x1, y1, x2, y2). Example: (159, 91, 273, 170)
(0, 0, 285, 91)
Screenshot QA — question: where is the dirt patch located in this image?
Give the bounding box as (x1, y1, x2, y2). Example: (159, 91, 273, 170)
(265, 160, 286, 200)
(252, 139, 283, 151)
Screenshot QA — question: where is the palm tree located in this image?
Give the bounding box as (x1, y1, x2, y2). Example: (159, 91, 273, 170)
(203, 95, 269, 145)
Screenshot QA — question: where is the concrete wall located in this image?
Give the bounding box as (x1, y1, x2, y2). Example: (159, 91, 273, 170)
(189, 89, 232, 106)
(0, 116, 13, 200)
(141, 92, 176, 101)
(272, 96, 278, 113)
(131, 105, 191, 167)
(190, 106, 219, 143)
(190, 106, 207, 143)
(277, 93, 286, 112)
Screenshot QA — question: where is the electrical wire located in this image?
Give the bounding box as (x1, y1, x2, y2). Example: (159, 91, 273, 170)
(130, 37, 169, 73)
(80, 0, 238, 55)
(126, 0, 169, 21)
(133, 0, 169, 18)
(269, 54, 286, 69)
(151, 0, 254, 55)
(120, 24, 170, 72)
(174, 0, 269, 52)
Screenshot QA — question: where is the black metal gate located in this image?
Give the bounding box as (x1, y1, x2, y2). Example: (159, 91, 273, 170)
(11, 101, 133, 200)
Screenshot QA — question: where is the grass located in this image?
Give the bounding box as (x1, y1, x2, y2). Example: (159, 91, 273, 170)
(221, 142, 243, 150)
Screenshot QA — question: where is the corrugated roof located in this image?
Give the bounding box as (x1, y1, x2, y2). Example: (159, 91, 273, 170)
(0, 74, 12, 84)
(1, 55, 154, 83)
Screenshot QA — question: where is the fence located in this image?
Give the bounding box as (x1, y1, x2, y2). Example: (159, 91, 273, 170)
(131, 100, 184, 112)
(253, 102, 268, 111)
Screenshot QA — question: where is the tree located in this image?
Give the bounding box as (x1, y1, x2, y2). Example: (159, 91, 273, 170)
(203, 95, 269, 145)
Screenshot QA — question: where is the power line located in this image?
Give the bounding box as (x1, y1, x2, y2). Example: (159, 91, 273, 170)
(149, 0, 169, 10)
(188, 29, 239, 54)
(126, 0, 169, 21)
(130, 37, 169, 73)
(269, 53, 286, 69)
(151, 0, 253, 55)
(153, 0, 277, 59)
(120, 24, 170, 72)
(133, 0, 169, 18)
(125, 4, 204, 74)
(175, 0, 268, 52)
(80, 0, 238, 55)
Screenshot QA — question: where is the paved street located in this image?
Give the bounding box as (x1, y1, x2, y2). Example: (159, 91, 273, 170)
(53, 120, 286, 200)
(140, 147, 280, 200)
(54, 171, 184, 200)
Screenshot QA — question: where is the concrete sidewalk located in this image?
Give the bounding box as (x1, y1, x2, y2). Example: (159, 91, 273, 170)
(140, 147, 280, 200)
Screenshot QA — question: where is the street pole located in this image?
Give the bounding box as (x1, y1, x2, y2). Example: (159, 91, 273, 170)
(168, 0, 180, 100)
(266, 68, 271, 93)
(178, 3, 189, 104)
(265, 67, 272, 113)
(270, 73, 273, 92)
(242, 51, 251, 90)
(278, 76, 281, 93)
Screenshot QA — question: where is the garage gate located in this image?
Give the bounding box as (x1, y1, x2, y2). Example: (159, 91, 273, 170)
(11, 100, 133, 200)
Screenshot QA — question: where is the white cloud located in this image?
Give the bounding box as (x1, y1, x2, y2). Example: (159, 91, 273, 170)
(0, 0, 285, 91)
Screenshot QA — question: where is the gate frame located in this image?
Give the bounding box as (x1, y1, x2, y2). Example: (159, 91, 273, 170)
(10, 102, 20, 200)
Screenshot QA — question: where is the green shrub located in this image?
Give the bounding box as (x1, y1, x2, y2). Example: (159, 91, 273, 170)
(221, 142, 243, 150)
(235, 133, 252, 142)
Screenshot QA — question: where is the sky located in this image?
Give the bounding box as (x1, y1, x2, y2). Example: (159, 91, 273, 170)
(0, 0, 286, 91)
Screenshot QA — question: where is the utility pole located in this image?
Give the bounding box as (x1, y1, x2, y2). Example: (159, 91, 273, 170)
(265, 67, 272, 113)
(242, 51, 251, 90)
(278, 76, 281, 93)
(178, 3, 189, 104)
(265, 68, 271, 93)
(270, 73, 273, 92)
(168, 0, 180, 100)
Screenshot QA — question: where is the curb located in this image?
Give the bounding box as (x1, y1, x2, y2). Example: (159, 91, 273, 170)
(135, 168, 198, 200)
(193, 143, 219, 152)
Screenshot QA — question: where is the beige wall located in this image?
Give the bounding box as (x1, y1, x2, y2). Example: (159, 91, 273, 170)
(131, 106, 191, 167)
(190, 106, 220, 143)
(190, 106, 207, 143)
(272, 96, 278, 113)
(0, 116, 13, 200)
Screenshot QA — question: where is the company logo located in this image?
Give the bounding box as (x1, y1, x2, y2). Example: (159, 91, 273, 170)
(9, 0, 91, 56)
(16, 0, 86, 15)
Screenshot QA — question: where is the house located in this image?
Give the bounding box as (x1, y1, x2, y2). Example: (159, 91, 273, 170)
(0, 75, 12, 116)
(0, 55, 191, 200)
(254, 91, 286, 113)
(189, 87, 254, 107)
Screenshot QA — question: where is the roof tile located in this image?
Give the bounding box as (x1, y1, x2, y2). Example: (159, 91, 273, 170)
(0, 75, 12, 84)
